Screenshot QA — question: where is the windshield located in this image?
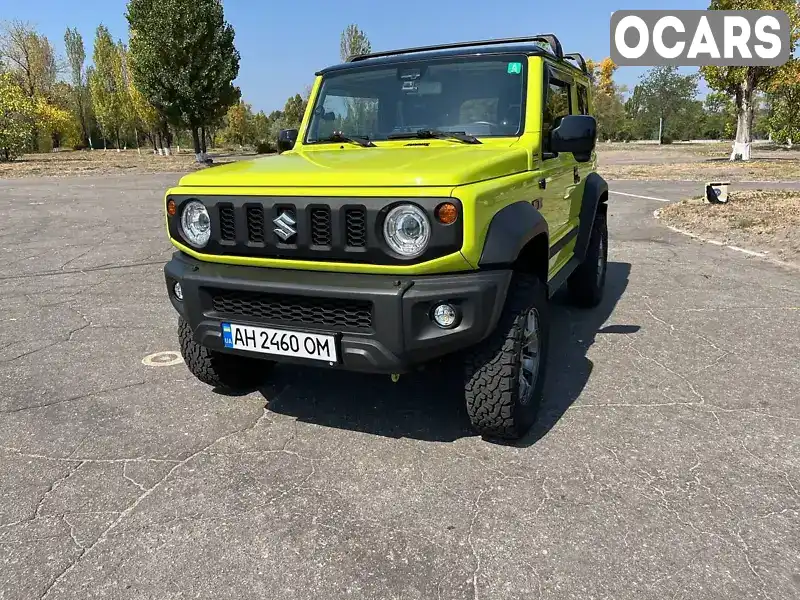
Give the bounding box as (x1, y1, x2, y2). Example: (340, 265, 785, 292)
(305, 55, 527, 143)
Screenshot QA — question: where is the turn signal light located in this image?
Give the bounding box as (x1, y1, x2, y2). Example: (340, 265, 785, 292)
(167, 199, 176, 216)
(435, 202, 458, 225)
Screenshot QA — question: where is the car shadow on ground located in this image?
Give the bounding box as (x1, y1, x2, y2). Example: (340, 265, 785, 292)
(256, 262, 635, 444)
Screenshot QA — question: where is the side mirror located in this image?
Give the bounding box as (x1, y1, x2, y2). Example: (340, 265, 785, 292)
(550, 115, 597, 162)
(277, 128, 298, 153)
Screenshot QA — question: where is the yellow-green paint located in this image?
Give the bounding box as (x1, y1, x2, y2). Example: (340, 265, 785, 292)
(164, 55, 596, 278)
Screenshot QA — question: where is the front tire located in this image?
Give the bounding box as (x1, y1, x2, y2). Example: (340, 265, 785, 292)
(463, 273, 550, 440)
(178, 318, 273, 390)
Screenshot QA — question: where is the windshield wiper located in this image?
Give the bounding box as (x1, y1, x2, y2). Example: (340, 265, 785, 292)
(313, 132, 375, 147)
(388, 129, 481, 144)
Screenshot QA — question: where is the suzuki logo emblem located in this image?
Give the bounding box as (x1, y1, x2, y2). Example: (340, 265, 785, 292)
(273, 211, 297, 242)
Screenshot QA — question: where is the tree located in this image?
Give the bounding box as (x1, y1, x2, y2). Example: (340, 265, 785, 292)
(340, 24, 371, 62)
(223, 100, 253, 146)
(597, 58, 617, 97)
(0, 21, 58, 99)
(64, 27, 91, 148)
(765, 61, 800, 145)
(89, 25, 123, 149)
(113, 41, 137, 149)
(703, 92, 736, 139)
(626, 66, 699, 143)
(126, 0, 241, 162)
(282, 93, 307, 129)
(585, 56, 628, 141)
(0, 72, 36, 160)
(701, 0, 800, 160)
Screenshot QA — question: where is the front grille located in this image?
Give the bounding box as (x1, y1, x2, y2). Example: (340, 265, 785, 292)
(246, 206, 264, 243)
(310, 207, 332, 246)
(345, 208, 366, 247)
(170, 195, 463, 265)
(219, 204, 235, 241)
(211, 289, 373, 331)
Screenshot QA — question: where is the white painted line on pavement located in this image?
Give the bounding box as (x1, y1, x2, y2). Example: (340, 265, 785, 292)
(653, 210, 794, 265)
(611, 191, 671, 202)
(727, 245, 766, 257)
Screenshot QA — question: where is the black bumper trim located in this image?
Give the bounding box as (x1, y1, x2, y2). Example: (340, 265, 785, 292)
(164, 252, 511, 373)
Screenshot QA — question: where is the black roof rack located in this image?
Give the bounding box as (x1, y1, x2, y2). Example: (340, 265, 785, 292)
(564, 53, 588, 74)
(347, 34, 564, 63)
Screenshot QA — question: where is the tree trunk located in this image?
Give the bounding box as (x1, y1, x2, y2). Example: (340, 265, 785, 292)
(201, 125, 207, 161)
(191, 127, 202, 162)
(731, 70, 756, 161)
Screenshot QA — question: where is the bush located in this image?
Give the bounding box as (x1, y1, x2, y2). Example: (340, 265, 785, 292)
(255, 140, 275, 154)
(660, 136, 674, 145)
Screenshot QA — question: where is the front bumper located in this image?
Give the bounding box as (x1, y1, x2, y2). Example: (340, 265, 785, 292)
(164, 252, 511, 373)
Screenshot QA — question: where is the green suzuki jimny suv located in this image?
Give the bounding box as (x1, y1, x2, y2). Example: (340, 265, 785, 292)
(163, 34, 608, 440)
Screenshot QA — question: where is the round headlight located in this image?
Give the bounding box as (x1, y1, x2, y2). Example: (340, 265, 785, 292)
(180, 200, 211, 248)
(383, 204, 430, 258)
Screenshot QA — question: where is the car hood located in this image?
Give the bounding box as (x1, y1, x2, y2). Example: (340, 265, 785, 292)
(177, 144, 529, 188)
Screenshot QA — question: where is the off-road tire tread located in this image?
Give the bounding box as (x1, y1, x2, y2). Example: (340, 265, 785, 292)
(464, 274, 548, 440)
(568, 209, 607, 308)
(178, 318, 270, 389)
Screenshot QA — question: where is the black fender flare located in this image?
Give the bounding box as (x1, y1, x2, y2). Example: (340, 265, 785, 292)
(573, 172, 608, 262)
(478, 201, 548, 268)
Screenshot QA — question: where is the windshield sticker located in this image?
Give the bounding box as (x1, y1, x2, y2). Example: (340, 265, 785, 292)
(507, 62, 522, 75)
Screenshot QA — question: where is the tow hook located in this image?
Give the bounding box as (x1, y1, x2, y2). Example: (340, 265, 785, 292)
(390, 373, 401, 383)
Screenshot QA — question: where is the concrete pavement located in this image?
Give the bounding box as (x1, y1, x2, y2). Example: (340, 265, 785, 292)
(0, 174, 797, 599)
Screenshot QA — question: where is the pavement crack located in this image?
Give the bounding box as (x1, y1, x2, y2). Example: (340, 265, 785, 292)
(61, 515, 84, 551)
(38, 400, 273, 599)
(1, 446, 182, 464)
(121, 463, 148, 493)
(467, 488, 487, 600)
(0, 380, 146, 413)
(34, 461, 85, 520)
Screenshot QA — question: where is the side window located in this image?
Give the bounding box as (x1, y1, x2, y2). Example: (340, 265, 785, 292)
(577, 84, 589, 115)
(542, 76, 572, 155)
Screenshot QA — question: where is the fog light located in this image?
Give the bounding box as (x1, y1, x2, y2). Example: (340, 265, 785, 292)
(173, 282, 183, 301)
(432, 303, 457, 329)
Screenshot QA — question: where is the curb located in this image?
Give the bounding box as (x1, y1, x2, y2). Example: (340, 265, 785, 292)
(652, 208, 798, 269)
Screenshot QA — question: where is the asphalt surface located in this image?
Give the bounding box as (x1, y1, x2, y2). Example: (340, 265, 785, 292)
(1, 173, 798, 600)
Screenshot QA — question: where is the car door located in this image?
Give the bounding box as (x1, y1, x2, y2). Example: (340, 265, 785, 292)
(568, 80, 593, 227)
(539, 65, 577, 274)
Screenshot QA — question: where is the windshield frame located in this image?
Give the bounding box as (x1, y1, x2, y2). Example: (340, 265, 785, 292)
(302, 52, 529, 146)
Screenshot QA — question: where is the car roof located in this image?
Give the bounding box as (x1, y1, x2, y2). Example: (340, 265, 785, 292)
(316, 38, 588, 79)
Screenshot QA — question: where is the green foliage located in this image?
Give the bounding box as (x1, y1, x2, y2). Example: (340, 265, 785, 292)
(0, 21, 58, 99)
(221, 100, 253, 146)
(701, 0, 800, 147)
(702, 92, 736, 138)
(340, 24, 371, 62)
(586, 56, 629, 141)
(282, 93, 306, 129)
(64, 27, 90, 145)
(0, 72, 36, 160)
(126, 0, 241, 153)
(626, 67, 699, 142)
(89, 25, 124, 145)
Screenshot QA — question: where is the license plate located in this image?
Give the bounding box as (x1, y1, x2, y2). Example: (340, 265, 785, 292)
(222, 323, 337, 362)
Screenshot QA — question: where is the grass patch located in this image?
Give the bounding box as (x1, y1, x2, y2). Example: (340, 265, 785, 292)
(599, 158, 800, 182)
(659, 190, 800, 263)
(0, 149, 257, 179)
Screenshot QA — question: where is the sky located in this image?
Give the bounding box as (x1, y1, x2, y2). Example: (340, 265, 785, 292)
(0, 0, 712, 113)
